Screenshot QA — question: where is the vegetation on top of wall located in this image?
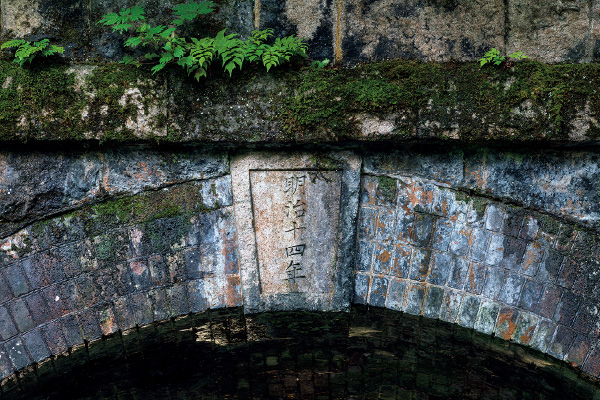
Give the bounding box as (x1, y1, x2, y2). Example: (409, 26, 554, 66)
(0, 57, 599, 143)
(98, 1, 308, 79)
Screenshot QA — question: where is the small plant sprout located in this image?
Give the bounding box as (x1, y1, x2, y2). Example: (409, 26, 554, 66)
(479, 48, 528, 68)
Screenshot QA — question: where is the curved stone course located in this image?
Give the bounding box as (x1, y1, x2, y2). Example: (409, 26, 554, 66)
(1, 146, 600, 385)
(354, 172, 600, 376)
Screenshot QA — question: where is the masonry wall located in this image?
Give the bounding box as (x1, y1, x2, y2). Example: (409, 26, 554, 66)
(355, 147, 600, 378)
(1, 0, 599, 64)
(1, 145, 600, 384)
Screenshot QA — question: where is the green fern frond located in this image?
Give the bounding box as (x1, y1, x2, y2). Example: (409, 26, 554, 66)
(173, 1, 215, 26)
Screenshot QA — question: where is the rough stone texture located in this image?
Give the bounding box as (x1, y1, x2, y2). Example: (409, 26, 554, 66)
(507, 0, 592, 63)
(343, 0, 504, 62)
(365, 147, 600, 230)
(231, 151, 361, 313)
(0, 151, 240, 378)
(357, 149, 600, 378)
(2, 0, 600, 66)
(0, 149, 228, 238)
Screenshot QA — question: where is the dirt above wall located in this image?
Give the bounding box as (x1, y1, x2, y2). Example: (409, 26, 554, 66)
(0, 58, 599, 145)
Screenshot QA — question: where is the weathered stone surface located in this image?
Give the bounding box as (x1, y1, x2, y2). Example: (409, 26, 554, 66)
(231, 151, 360, 312)
(0, 149, 228, 238)
(343, 0, 504, 62)
(259, 0, 334, 60)
(507, 0, 591, 63)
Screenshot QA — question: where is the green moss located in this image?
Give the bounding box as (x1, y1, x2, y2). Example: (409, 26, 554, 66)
(377, 176, 397, 203)
(454, 190, 488, 217)
(536, 213, 562, 235)
(1, 58, 600, 143)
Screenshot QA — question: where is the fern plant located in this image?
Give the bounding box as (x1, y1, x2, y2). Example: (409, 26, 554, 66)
(99, 1, 308, 79)
(1, 38, 65, 66)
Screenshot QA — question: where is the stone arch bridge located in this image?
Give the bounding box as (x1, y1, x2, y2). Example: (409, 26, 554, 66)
(1, 145, 599, 386)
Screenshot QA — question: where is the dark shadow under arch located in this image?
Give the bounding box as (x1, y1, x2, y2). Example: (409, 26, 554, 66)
(2, 305, 599, 400)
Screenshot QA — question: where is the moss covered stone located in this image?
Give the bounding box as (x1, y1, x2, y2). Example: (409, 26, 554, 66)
(0, 58, 599, 143)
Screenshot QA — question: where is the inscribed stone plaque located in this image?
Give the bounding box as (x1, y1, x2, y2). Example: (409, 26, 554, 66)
(250, 170, 341, 295)
(231, 151, 361, 313)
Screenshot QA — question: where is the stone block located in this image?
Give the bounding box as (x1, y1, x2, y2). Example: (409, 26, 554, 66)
(582, 345, 600, 377)
(97, 306, 118, 336)
(42, 284, 72, 320)
(535, 249, 563, 284)
(369, 276, 388, 308)
(40, 321, 68, 355)
(395, 208, 415, 243)
(554, 292, 581, 326)
(537, 285, 563, 319)
(439, 288, 463, 324)
(432, 218, 453, 252)
(507, 0, 592, 63)
(3, 263, 30, 297)
(446, 256, 469, 290)
(223, 241, 240, 276)
(358, 207, 377, 240)
(0, 305, 18, 340)
(557, 258, 579, 289)
(519, 216, 539, 241)
(23, 251, 66, 290)
(389, 244, 411, 279)
(465, 263, 487, 295)
(408, 248, 431, 282)
(188, 279, 209, 313)
(403, 283, 426, 316)
(500, 236, 527, 271)
(458, 294, 480, 329)
(78, 307, 102, 340)
(4, 337, 30, 370)
(495, 307, 519, 340)
(372, 244, 394, 275)
(485, 204, 506, 232)
(112, 296, 136, 331)
(518, 279, 543, 312)
(149, 288, 170, 321)
(225, 275, 242, 308)
(343, 0, 504, 62)
(449, 222, 471, 257)
(423, 285, 444, 319)
(468, 228, 490, 263)
(75, 274, 101, 309)
(0, 344, 15, 379)
(555, 224, 576, 253)
(60, 314, 84, 348)
(375, 209, 397, 241)
(385, 278, 406, 311)
(566, 335, 591, 367)
(482, 267, 506, 300)
(165, 251, 186, 284)
(498, 273, 524, 306)
(512, 312, 539, 346)
(130, 291, 153, 326)
(7, 299, 35, 333)
(432, 188, 455, 217)
(411, 213, 435, 247)
(129, 258, 152, 292)
(548, 325, 575, 360)
(485, 233, 505, 266)
(503, 208, 525, 237)
(474, 300, 500, 335)
(167, 283, 190, 316)
(530, 319, 557, 353)
(573, 301, 597, 334)
(428, 252, 452, 286)
(23, 292, 50, 326)
(22, 328, 50, 363)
